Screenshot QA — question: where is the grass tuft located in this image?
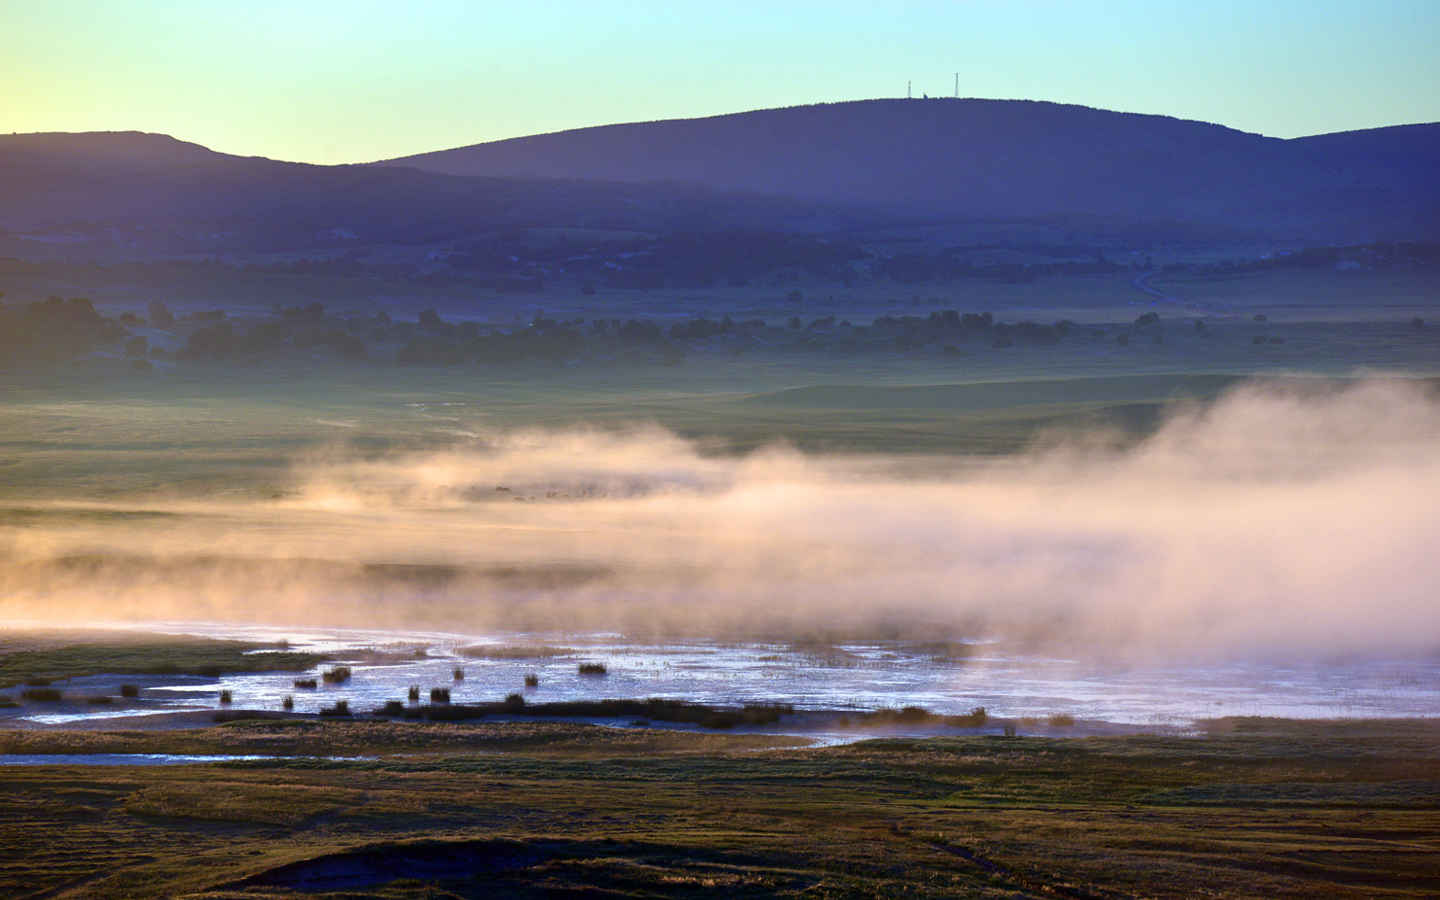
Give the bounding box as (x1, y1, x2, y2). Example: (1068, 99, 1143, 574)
(318, 700, 350, 717)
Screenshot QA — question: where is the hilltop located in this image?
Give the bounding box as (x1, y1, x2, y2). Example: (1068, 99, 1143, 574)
(383, 98, 1440, 239)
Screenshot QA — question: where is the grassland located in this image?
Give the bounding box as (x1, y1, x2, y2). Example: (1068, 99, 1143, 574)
(0, 718, 1437, 897)
(0, 633, 328, 689)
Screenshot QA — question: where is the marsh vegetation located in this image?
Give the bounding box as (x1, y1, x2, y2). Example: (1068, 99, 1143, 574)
(1, 717, 1437, 897)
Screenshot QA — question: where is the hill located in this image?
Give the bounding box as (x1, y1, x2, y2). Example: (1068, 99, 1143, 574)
(0, 131, 844, 256)
(382, 99, 1440, 240)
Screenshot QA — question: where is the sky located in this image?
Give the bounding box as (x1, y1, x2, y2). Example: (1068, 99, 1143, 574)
(4, 0, 1438, 164)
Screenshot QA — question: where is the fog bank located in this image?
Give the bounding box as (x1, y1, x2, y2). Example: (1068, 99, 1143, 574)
(2, 377, 1437, 660)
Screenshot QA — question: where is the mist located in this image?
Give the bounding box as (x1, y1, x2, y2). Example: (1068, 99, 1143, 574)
(2, 376, 1437, 661)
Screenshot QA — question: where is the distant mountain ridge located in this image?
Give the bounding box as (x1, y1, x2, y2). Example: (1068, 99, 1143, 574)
(380, 99, 1440, 238)
(1, 100, 1436, 248)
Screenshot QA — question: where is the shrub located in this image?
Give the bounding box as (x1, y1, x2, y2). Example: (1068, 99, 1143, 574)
(294, 678, 318, 689)
(321, 666, 352, 684)
(430, 687, 451, 703)
(319, 700, 350, 717)
(453, 667, 465, 681)
(524, 674, 539, 687)
(22, 688, 62, 702)
(578, 663, 608, 676)
(120, 684, 140, 698)
(947, 706, 988, 727)
(504, 693, 525, 711)
(1048, 713, 1076, 727)
(281, 695, 294, 711)
(218, 690, 232, 704)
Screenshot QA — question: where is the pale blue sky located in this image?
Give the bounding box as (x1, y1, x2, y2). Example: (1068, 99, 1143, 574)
(5, 0, 1437, 163)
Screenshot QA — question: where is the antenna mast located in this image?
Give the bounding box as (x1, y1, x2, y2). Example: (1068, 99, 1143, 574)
(954, 72, 959, 98)
(907, 80, 912, 100)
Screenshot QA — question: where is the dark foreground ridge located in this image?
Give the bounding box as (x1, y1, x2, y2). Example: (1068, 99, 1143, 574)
(227, 838, 808, 895)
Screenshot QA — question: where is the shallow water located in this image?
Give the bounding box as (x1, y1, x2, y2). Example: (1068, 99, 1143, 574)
(0, 754, 371, 766)
(8, 621, 1435, 728)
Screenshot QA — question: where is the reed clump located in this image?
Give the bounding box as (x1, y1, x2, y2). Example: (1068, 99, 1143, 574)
(120, 684, 140, 698)
(430, 687, 451, 703)
(418, 698, 793, 728)
(856, 706, 988, 728)
(318, 699, 350, 717)
(281, 695, 294, 711)
(408, 685, 421, 701)
(321, 666, 352, 684)
(523, 674, 539, 687)
(22, 687, 62, 702)
(293, 678, 318, 689)
(218, 689, 233, 704)
(578, 663, 608, 676)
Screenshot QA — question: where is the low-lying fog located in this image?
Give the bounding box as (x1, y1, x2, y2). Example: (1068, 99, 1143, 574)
(3, 377, 1437, 662)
